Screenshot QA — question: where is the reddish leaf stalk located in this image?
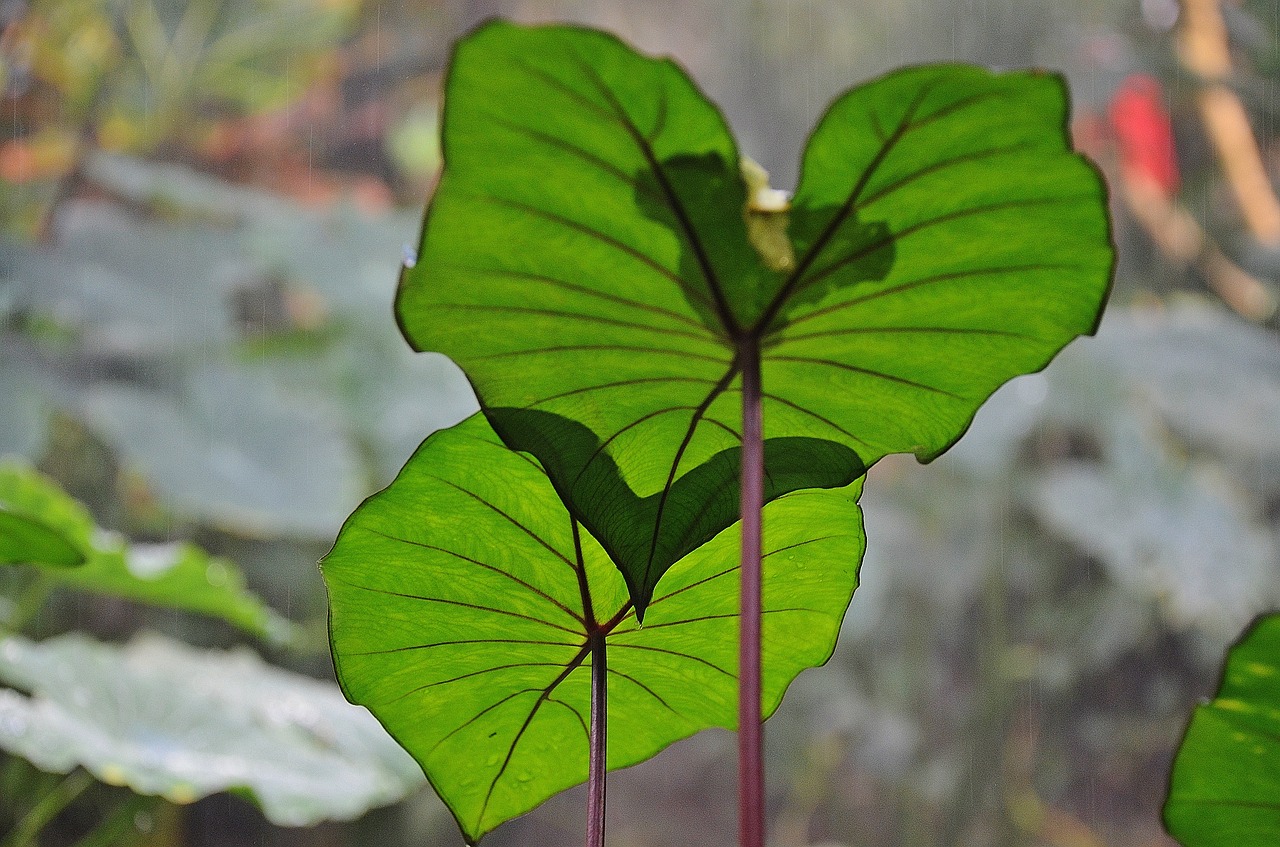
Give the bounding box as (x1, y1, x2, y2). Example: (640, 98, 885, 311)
(586, 629, 607, 847)
(738, 340, 765, 847)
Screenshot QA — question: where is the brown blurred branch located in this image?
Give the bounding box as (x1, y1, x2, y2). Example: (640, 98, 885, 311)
(1178, 0, 1280, 245)
(1122, 176, 1278, 319)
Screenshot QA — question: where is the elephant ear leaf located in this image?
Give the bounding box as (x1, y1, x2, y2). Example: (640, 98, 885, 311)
(397, 22, 1112, 616)
(321, 414, 863, 843)
(1164, 612, 1280, 847)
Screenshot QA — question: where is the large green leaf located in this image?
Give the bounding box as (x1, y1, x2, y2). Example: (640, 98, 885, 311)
(0, 512, 84, 568)
(396, 22, 1112, 613)
(321, 414, 863, 842)
(0, 460, 289, 640)
(80, 366, 365, 541)
(0, 632, 423, 825)
(1165, 612, 1280, 845)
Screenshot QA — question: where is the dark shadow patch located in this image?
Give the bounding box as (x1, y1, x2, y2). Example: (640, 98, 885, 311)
(486, 406, 865, 617)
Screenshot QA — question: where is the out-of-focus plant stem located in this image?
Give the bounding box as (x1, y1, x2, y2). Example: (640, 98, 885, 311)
(3, 573, 55, 635)
(0, 769, 94, 847)
(68, 793, 157, 847)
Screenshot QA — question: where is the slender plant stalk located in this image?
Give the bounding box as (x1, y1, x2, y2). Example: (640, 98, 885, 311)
(586, 630, 607, 847)
(738, 341, 765, 847)
(4, 574, 55, 635)
(68, 794, 155, 847)
(0, 768, 94, 847)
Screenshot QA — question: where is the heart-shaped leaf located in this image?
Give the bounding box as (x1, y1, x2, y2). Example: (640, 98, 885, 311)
(321, 414, 863, 842)
(396, 22, 1112, 613)
(0, 460, 289, 640)
(1164, 612, 1280, 846)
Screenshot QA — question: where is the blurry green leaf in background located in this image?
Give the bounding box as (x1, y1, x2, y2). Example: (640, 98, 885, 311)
(0, 459, 291, 640)
(1164, 612, 1280, 847)
(0, 511, 84, 569)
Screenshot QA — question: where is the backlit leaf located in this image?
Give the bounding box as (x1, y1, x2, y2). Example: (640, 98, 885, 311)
(396, 22, 1112, 613)
(321, 414, 863, 842)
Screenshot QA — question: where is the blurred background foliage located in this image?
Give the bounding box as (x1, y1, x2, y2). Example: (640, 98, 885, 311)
(1, 0, 1279, 845)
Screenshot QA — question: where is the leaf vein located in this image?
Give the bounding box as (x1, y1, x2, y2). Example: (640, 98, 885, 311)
(454, 266, 708, 330)
(607, 666, 682, 717)
(608, 642, 737, 678)
(475, 193, 706, 301)
(782, 261, 1083, 330)
(474, 343, 728, 365)
(530, 376, 720, 408)
(326, 576, 583, 636)
(432, 303, 715, 344)
(478, 641, 593, 822)
(800, 198, 1092, 293)
(566, 51, 739, 336)
(429, 477, 579, 573)
(363, 528, 584, 623)
(768, 355, 964, 398)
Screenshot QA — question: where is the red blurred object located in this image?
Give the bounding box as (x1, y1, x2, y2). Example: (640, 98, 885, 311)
(1109, 74, 1181, 198)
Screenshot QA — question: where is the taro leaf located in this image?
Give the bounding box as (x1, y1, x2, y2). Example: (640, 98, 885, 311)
(1164, 612, 1280, 846)
(1030, 421, 1279, 639)
(0, 459, 289, 640)
(0, 512, 84, 568)
(80, 367, 365, 541)
(1076, 301, 1280, 492)
(0, 344, 50, 460)
(321, 414, 863, 843)
(396, 22, 1113, 614)
(0, 632, 423, 825)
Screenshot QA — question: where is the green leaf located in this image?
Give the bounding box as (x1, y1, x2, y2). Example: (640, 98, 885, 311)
(395, 22, 1112, 613)
(321, 414, 863, 842)
(0, 512, 85, 568)
(1165, 612, 1280, 846)
(0, 632, 423, 825)
(80, 367, 365, 541)
(1030, 419, 1277, 638)
(0, 344, 50, 459)
(0, 459, 290, 640)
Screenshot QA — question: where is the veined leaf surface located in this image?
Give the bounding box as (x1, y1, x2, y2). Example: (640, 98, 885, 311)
(321, 415, 863, 842)
(1164, 612, 1280, 846)
(396, 22, 1113, 614)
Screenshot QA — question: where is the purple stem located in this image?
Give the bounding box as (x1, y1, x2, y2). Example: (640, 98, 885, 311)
(738, 340, 765, 847)
(586, 630, 607, 847)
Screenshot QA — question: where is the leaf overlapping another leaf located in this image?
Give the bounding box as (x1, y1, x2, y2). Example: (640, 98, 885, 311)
(396, 22, 1113, 614)
(321, 415, 863, 842)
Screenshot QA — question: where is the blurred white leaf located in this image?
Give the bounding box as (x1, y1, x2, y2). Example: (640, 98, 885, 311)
(0, 632, 423, 825)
